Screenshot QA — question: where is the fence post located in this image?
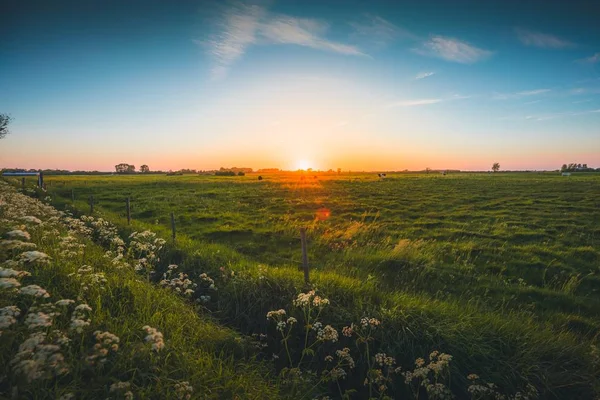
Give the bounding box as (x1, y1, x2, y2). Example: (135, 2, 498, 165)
(126, 197, 131, 225)
(71, 189, 75, 203)
(170, 212, 176, 242)
(89, 195, 94, 214)
(300, 228, 309, 284)
(21, 177, 25, 189)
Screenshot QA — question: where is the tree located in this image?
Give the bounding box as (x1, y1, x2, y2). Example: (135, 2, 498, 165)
(140, 165, 150, 173)
(0, 114, 12, 139)
(115, 163, 135, 174)
(561, 164, 568, 172)
(492, 162, 500, 172)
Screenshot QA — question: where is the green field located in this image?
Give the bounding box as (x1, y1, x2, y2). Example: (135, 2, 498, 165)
(46, 172, 600, 316)
(7, 172, 600, 398)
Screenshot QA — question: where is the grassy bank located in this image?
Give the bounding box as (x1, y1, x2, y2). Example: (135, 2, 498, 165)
(0, 181, 284, 399)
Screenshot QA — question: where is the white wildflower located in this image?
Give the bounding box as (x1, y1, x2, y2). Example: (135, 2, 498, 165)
(0, 306, 21, 333)
(174, 381, 194, 399)
(86, 331, 120, 365)
(142, 325, 165, 352)
(0, 267, 31, 278)
(20, 216, 42, 225)
(24, 312, 53, 330)
(1, 277, 22, 289)
(19, 251, 50, 264)
(18, 284, 50, 298)
(6, 230, 31, 241)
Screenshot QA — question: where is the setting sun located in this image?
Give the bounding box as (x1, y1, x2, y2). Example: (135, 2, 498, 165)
(295, 160, 313, 171)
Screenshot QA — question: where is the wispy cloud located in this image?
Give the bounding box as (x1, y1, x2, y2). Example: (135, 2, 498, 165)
(260, 15, 365, 56)
(202, 3, 365, 79)
(202, 3, 264, 80)
(534, 109, 600, 121)
(350, 14, 418, 48)
(515, 28, 575, 49)
(516, 89, 551, 96)
(506, 108, 600, 122)
(572, 99, 593, 104)
(415, 71, 435, 80)
(413, 36, 493, 63)
(387, 99, 442, 108)
(385, 94, 471, 108)
(493, 88, 551, 100)
(577, 53, 600, 64)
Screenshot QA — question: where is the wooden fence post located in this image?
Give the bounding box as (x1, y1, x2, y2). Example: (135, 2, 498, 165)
(300, 228, 309, 284)
(89, 195, 94, 214)
(170, 212, 176, 242)
(126, 197, 131, 225)
(21, 177, 25, 189)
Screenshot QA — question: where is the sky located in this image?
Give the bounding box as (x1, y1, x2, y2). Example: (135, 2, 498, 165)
(1, 0, 599, 171)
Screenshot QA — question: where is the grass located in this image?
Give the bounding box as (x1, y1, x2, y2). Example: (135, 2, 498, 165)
(19, 174, 600, 398)
(19, 171, 598, 398)
(43, 172, 600, 321)
(0, 182, 284, 399)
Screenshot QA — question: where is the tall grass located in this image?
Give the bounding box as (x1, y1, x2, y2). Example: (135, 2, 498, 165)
(40, 187, 599, 399)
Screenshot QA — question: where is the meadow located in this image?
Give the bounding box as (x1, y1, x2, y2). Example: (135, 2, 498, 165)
(46, 172, 600, 318)
(2, 172, 600, 399)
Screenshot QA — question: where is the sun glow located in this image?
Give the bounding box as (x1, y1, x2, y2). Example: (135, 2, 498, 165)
(295, 160, 313, 171)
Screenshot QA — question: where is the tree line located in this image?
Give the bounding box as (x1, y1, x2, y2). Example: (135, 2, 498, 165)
(561, 163, 599, 172)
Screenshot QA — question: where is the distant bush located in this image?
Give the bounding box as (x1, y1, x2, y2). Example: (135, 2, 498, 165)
(215, 171, 236, 176)
(237, 171, 245, 176)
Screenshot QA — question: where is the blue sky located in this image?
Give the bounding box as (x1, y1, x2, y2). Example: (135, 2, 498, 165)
(0, 0, 599, 171)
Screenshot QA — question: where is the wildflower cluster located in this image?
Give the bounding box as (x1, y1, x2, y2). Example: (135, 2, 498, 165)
(173, 381, 194, 399)
(0, 239, 37, 252)
(129, 231, 166, 279)
(160, 264, 197, 297)
(69, 303, 92, 333)
(68, 265, 108, 293)
(466, 374, 538, 400)
(57, 235, 85, 258)
(403, 351, 453, 400)
(194, 272, 217, 307)
(315, 324, 338, 342)
(86, 330, 120, 366)
(10, 331, 70, 383)
(6, 229, 31, 241)
(19, 251, 51, 264)
(19, 284, 51, 298)
(142, 325, 165, 352)
(267, 309, 293, 332)
(293, 290, 330, 308)
(322, 347, 356, 383)
(24, 309, 55, 330)
(86, 217, 123, 249)
(63, 216, 93, 237)
(0, 305, 21, 335)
